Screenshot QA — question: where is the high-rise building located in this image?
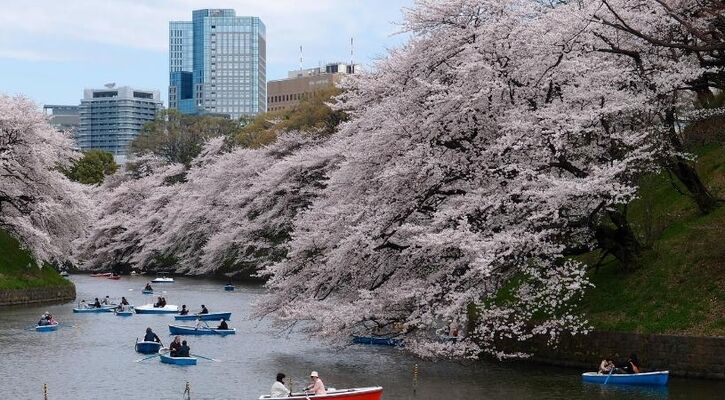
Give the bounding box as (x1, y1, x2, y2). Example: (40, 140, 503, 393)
(78, 85, 162, 163)
(169, 9, 266, 119)
(267, 62, 357, 112)
(43, 105, 80, 133)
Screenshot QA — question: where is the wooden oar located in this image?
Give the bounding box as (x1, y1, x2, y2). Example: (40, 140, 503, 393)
(134, 347, 168, 362)
(190, 353, 220, 362)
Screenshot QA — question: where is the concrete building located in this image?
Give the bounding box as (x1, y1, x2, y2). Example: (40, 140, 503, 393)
(78, 85, 162, 163)
(43, 105, 80, 133)
(169, 9, 266, 119)
(267, 62, 356, 112)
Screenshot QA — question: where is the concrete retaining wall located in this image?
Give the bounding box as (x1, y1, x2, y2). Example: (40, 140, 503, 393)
(525, 331, 725, 380)
(0, 285, 76, 307)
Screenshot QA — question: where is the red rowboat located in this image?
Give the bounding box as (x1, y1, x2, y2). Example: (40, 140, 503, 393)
(259, 387, 382, 400)
(91, 272, 112, 277)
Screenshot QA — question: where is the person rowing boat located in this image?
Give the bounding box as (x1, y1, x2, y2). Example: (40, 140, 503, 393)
(217, 319, 228, 330)
(179, 305, 189, 315)
(169, 336, 182, 357)
(305, 371, 327, 395)
(199, 304, 209, 314)
(144, 327, 162, 345)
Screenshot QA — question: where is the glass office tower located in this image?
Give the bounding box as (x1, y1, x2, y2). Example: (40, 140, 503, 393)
(169, 9, 266, 119)
(78, 86, 162, 163)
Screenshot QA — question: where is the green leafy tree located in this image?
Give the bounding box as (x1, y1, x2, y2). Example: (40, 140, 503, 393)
(132, 109, 241, 166)
(235, 87, 347, 148)
(63, 149, 117, 185)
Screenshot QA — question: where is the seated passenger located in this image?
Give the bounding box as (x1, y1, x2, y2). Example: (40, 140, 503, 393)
(305, 371, 327, 396)
(218, 319, 228, 330)
(93, 298, 102, 308)
(121, 297, 129, 306)
(177, 340, 190, 357)
(179, 305, 189, 315)
(598, 358, 615, 374)
(144, 282, 152, 291)
(199, 304, 209, 314)
(271, 373, 291, 398)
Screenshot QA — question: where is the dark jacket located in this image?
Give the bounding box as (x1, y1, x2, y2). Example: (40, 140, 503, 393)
(178, 344, 190, 358)
(144, 332, 161, 343)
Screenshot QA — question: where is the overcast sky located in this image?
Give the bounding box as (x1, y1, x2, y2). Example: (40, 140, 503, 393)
(0, 0, 413, 106)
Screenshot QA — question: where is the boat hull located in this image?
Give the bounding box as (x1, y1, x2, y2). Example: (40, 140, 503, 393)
(134, 304, 179, 314)
(224, 285, 234, 291)
(160, 354, 197, 365)
(135, 341, 162, 354)
(151, 278, 174, 283)
(352, 336, 403, 346)
(73, 306, 116, 313)
(115, 311, 133, 316)
(35, 324, 59, 332)
(108, 275, 120, 280)
(91, 273, 112, 277)
(174, 312, 232, 321)
(168, 324, 236, 336)
(260, 387, 383, 400)
(581, 371, 669, 386)
(141, 289, 153, 295)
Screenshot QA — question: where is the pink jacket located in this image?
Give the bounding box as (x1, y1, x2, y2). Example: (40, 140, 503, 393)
(307, 378, 327, 395)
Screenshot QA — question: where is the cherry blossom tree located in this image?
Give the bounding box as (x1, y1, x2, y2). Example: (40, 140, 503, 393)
(0, 95, 88, 264)
(255, 0, 711, 358)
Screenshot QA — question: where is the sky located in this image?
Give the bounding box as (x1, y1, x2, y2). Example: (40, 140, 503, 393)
(0, 0, 413, 107)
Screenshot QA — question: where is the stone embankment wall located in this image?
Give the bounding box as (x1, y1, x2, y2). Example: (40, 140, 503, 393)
(0, 285, 76, 306)
(525, 331, 725, 380)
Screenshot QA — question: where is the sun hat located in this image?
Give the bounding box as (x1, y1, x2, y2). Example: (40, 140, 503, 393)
(310, 371, 319, 377)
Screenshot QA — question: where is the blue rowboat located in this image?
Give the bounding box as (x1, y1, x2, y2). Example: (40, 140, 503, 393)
(168, 324, 236, 336)
(174, 312, 232, 321)
(135, 340, 162, 354)
(134, 304, 179, 314)
(352, 335, 403, 346)
(581, 371, 669, 386)
(141, 289, 153, 295)
(151, 277, 174, 283)
(159, 353, 197, 365)
(115, 310, 133, 317)
(224, 285, 234, 291)
(35, 323, 59, 332)
(73, 305, 116, 313)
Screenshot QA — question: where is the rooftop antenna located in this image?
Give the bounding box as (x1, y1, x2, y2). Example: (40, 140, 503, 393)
(350, 36, 355, 68)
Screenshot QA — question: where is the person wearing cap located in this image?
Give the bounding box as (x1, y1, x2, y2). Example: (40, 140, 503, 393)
(305, 371, 326, 395)
(271, 373, 290, 398)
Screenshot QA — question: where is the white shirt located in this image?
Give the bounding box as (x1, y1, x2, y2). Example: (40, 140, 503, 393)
(271, 381, 290, 398)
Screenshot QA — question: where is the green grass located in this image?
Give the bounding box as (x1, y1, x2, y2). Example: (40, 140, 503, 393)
(579, 144, 725, 336)
(0, 229, 71, 290)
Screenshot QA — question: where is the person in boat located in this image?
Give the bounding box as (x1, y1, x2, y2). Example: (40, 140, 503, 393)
(144, 282, 153, 291)
(101, 296, 111, 305)
(179, 305, 189, 315)
(159, 297, 167, 307)
(199, 304, 209, 314)
(217, 319, 228, 330)
(194, 318, 209, 329)
(144, 327, 162, 344)
(271, 373, 291, 398)
(121, 297, 129, 306)
(598, 357, 616, 374)
(169, 336, 182, 357)
(305, 371, 327, 396)
(177, 340, 190, 358)
(38, 314, 49, 326)
(46, 313, 57, 325)
(80, 299, 89, 309)
(93, 298, 102, 308)
(154, 296, 162, 308)
(622, 353, 641, 374)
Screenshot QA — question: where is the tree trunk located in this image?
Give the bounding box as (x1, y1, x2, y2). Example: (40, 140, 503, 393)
(665, 108, 720, 214)
(595, 210, 641, 270)
(668, 158, 719, 214)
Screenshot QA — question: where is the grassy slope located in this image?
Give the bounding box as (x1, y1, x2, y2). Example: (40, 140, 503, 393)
(579, 144, 725, 336)
(0, 229, 70, 290)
